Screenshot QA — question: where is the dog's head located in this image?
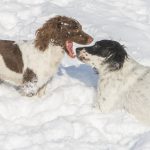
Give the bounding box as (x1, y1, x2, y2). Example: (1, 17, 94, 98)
(35, 16, 93, 58)
(76, 40, 128, 71)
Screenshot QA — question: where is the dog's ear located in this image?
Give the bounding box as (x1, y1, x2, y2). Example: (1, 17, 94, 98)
(105, 45, 127, 71)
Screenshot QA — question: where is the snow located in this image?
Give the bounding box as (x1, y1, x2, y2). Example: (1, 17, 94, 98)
(0, 0, 150, 149)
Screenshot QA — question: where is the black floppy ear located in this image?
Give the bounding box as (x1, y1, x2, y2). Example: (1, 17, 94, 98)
(105, 46, 128, 71)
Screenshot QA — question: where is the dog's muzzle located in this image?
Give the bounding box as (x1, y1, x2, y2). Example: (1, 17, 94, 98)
(76, 47, 84, 56)
(76, 48, 90, 62)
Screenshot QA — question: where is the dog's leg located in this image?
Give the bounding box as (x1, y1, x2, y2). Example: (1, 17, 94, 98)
(37, 84, 47, 97)
(92, 82, 102, 111)
(21, 68, 38, 97)
(96, 91, 103, 111)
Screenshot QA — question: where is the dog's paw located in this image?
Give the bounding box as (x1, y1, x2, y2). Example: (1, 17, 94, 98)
(20, 81, 38, 97)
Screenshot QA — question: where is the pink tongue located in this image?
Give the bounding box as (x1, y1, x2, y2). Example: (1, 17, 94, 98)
(66, 41, 76, 58)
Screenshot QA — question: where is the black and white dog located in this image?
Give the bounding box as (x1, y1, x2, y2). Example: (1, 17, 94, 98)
(76, 40, 150, 125)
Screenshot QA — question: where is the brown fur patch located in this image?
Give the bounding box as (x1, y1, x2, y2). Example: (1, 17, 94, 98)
(34, 16, 93, 52)
(0, 40, 24, 73)
(23, 68, 37, 83)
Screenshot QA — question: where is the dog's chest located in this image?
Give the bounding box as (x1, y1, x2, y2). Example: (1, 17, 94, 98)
(98, 73, 125, 112)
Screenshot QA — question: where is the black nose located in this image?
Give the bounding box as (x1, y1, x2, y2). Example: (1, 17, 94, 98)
(76, 47, 84, 55)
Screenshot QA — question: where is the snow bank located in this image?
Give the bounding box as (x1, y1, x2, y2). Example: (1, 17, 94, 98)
(0, 0, 150, 150)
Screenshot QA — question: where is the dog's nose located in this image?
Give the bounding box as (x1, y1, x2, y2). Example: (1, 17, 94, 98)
(76, 47, 83, 55)
(87, 36, 93, 44)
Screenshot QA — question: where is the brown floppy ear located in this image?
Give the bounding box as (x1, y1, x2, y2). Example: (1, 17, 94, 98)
(34, 17, 61, 51)
(35, 28, 50, 51)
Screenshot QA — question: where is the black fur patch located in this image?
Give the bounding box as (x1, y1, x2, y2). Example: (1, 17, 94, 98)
(76, 40, 128, 71)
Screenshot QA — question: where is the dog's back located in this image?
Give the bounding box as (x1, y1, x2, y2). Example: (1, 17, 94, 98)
(125, 69, 150, 125)
(0, 40, 24, 85)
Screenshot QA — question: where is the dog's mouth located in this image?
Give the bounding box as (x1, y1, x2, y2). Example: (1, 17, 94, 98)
(76, 53, 90, 62)
(65, 41, 76, 58)
(78, 56, 90, 62)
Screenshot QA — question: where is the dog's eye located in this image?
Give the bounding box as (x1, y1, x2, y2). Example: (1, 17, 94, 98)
(74, 26, 78, 29)
(75, 29, 80, 33)
(94, 44, 98, 48)
(73, 26, 79, 31)
(94, 44, 101, 48)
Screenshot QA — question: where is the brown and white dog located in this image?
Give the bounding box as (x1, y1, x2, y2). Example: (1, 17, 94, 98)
(0, 16, 93, 97)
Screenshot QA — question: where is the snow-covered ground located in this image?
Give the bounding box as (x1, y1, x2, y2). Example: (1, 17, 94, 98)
(0, 0, 150, 149)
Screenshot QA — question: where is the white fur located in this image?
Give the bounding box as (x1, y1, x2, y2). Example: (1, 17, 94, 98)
(0, 40, 64, 96)
(79, 50, 150, 125)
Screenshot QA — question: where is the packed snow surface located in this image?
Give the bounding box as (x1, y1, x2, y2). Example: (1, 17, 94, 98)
(0, 0, 150, 149)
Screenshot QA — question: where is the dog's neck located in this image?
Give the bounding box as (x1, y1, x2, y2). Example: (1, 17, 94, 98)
(97, 57, 148, 109)
(99, 56, 145, 83)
